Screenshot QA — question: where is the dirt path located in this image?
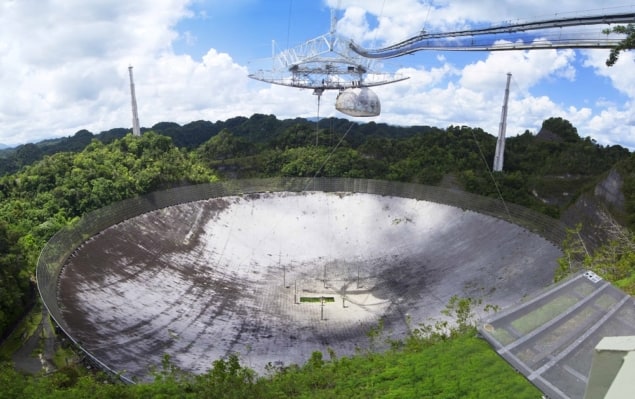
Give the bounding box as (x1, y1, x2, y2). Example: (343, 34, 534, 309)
(11, 306, 57, 375)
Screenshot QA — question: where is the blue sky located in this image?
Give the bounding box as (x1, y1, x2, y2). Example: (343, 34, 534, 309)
(0, 0, 634, 148)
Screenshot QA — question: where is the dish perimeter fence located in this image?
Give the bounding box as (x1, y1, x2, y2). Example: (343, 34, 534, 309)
(36, 177, 571, 382)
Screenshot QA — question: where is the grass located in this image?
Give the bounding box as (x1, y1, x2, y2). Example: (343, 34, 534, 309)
(269, 328, 541, 399)
(299, 296, 335, 303)
(615, 273, 635, 295)
(52, 346, 77, 369)
(0, 328, 543, 399)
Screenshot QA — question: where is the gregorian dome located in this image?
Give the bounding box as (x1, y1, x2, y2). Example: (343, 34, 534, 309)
(335, 87, 381, 117)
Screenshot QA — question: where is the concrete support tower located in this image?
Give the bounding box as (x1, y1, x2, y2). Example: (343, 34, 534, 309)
(128, 66, 141, 136)
(493, 73, 511, 172)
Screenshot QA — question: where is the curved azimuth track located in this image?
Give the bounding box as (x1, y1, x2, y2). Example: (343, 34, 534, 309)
(349, 11, 635, 58)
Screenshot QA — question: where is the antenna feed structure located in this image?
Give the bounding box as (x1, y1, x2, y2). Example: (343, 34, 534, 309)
(248, 10, 408, 117)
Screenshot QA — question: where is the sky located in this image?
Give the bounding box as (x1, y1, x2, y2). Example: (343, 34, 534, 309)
(0, 0, 634, 148)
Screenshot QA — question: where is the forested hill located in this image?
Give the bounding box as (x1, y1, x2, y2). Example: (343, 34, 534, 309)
(0, 115, 427, 176)
(0, 114, 630, 337)
(0, 113, 631, 221)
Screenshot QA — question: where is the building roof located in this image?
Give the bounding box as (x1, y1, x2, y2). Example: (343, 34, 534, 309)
(479, 271, 635, 399)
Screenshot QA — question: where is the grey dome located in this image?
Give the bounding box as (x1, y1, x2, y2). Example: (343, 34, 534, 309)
(335, 87, 380, 117)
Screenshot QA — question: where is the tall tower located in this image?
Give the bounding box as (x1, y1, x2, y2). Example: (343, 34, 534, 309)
(493, 73, 512, 172)
(128, 66, 141, 136)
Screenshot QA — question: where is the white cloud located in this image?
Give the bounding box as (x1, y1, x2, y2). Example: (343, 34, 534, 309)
(0, 0, 633, 150)
(331, 0, 434, 44)
(324, 0, 635, 148)
(459, 46, 576, 92)
(0, 0, 193, 145)
(583, 49, 635, 98)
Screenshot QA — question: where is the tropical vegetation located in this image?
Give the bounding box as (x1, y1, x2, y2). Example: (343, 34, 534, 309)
(1, 113, 635, 397)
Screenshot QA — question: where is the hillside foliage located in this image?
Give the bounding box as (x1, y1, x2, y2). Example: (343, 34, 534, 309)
(0, 114, 633, 397)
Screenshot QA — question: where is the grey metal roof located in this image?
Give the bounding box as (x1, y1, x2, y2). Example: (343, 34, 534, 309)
(479, 271, 635, 399)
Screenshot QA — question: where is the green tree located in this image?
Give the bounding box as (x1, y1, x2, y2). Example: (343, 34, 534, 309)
(441, 295, 480, 334)
(0, 362, 28, 398)
(192, 354, 262, 398)
(0, 222, 31, 338)
(14, 144, 43, 169)
(555, 216, 635, 294)
(197, 129, 257, 161)
(271, 124, 317, 149)
(555, 224, 590, 281)
(541, 117, 580, 143)
(603, 23, 635, 66)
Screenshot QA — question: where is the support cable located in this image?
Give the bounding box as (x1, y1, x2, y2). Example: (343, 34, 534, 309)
(286, 0, 293, 49)
(469, 129, 513, 221)
(304, 122, 355, 191)
(313, 89, 323, 147)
